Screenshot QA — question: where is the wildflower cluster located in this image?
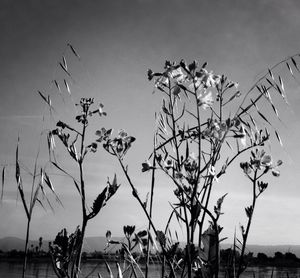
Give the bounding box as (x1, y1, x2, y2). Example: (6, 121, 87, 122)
(140, 58, 288, 278)
(75, 98, 107, 124)
(102, 129, 136, 159)
(240, 149, 282, 178)
(148, 60, 222, 112)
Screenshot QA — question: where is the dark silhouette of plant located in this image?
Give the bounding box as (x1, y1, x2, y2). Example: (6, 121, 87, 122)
(100, 54, 300, 278)
(12, 137, 59, 278)
(34, 44, 123, 278)
(39, 237, 43, 253)
(104, 226, 151, 278)
(47, 97, 121, 278)
(237, 150, 282, 276)
(49, 227, 82, 278)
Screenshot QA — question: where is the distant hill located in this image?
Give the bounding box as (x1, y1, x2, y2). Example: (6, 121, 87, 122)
(221, 243, 300, 257)
(0, 237, 46, 252)
(0, 236, 123, 253)
(1, 236, 300, 258)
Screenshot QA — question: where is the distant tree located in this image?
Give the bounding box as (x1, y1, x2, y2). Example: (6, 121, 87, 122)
(39, 237, 43, 252)
(256, 252, 269, 264)
(274, 251, 284, 264)
(285, 252, 297, 262)
(274, 251, 284, 259)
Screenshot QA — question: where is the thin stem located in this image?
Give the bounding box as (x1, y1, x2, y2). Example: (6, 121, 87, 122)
(29, 145, 40, 211)
(75, 116, 88, 278)
(114, 150, 176, 278)
(146, 148, 156, 278)
(237, 170, 258, 277)
(191, 90, 202, 244)
(22, 217, 31, 278)
(168, 84, 192, 278)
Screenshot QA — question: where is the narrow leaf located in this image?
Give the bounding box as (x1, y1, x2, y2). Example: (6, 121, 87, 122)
(43, 171, 63, 207)
(15, 138, 21, 187)
(18, 185, 30, 219)
(53, 80, 61, 92)
(38, 91, 54, 111)
(59, 62, 71, 77)
(266, 78, 274, 88)
(44, 172, 55, 192)
(38, 91, 49, 105)
(291, 57, 299, 72)
(116, 262, 123, 278)
(268, 68, 274, 80)
(249, 115, 257, 129)
(52, 162, 74, 180)
(64, 79, 71, 95)
(278, 76, 284, 92)
(271, 103, 279, 118)
(36, 198, 47, 212)
(15, 138, 30, 219)
(275, 130, 283, 146)
(286, 62, 293, 75)
(30, 183, 41, 214)
(62, 56, 67, 70)
(104, 261, 114, 278)
(67, 43, 81, 60)
(73, 180, 81, 195)
(226, 141, 233, 151)
(275, 84, 284, 97)
(257, 111, 271, 125)
(1, 166, 5, 201)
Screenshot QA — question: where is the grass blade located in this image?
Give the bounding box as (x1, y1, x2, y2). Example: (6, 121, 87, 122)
(53, 80, 61, 93)
(116, 262, 123, 278)
(278, 75, 284, 92)
(257, 111, 271, 125)
(268, 68, 274, 80)
(291, 57, 299, 72)
(15, 138, 30, 219)
(30, 184, 41, 214)
(38, 91, 49, 105)
(286, 62, 293, 75)
(59, 62, 71, 77)
(1, 166, 5, 201)
(62, 56, 67, 70)
(271, 103, 279, 118)
(104, 261, 114, 278)
(275, 130, 283, 146)
(67, 43, 81, 60)
(226, 141, 233, 151)
(64, 79, 71, 95)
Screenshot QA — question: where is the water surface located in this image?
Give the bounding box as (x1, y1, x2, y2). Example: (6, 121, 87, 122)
(1, 261, 300, 278)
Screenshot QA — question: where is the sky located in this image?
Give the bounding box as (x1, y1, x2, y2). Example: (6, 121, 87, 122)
(1, 0, 300, 246)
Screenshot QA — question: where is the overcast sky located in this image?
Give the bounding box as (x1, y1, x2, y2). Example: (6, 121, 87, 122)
(1, 0, 300, 246)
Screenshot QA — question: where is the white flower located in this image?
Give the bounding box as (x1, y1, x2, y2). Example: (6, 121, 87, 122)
(199, 69, 221, 88)
(240, 124, 247, 147)
(155, 76, 169, 88)
(197, 91, 214, 109)
(169, 67, 187, 83)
